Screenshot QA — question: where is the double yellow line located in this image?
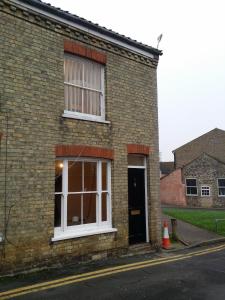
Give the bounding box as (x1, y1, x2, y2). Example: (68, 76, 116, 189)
(1, 244, 225, 299)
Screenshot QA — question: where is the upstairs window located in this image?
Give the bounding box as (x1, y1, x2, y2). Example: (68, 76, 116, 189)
(218, 179, 225, 196)
(64, 54, 105, 122)
(186, 178, 198, 196)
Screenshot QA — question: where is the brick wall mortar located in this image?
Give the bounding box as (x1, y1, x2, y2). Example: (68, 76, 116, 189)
(0, 7, 161, 273)
(0, 1, 159, 69)
(160, 169, 186, 206)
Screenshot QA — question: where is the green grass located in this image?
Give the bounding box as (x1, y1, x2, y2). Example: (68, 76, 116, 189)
(163, 208, 225, 236)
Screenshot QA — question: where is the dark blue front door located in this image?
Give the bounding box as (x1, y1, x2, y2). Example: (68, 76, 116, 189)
(128, 168, 146, 244)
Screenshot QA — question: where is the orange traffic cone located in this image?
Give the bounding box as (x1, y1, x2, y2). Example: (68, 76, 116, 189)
(162, 221, 171, 249)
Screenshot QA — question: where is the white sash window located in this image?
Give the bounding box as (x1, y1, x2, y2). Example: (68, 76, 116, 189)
(64, 54, 105, 122)
(53, 158, 115, 241)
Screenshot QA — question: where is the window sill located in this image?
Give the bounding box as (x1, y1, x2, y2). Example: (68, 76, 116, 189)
(52, 227, 117, 242)
(62, 113, 110, 124)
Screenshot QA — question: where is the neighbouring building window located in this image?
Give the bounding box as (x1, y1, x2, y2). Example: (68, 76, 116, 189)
(186, 179, 198, 196)
(201, 186, 210, 197)
(54, 159, 112, 239)
(64, 54, 105, 122)
(218, 179, 225, 196)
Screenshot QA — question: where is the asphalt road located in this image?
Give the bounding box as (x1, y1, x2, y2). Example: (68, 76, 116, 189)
(2, 245, 225, 300)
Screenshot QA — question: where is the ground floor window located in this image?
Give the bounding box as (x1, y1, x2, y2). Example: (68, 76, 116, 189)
(218, 179, 225, 196)
(54, 158, 112, 240)
(201, 186, 210, 196)
(186, 178, 198, 196)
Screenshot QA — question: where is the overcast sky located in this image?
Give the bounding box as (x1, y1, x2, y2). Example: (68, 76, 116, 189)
(46, 0, 225, 161)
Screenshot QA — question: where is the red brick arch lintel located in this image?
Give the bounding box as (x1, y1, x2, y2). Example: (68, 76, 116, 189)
(127, 144, 152, 155)
(55, 145, 114, 160)
(64, 40, 107, 65)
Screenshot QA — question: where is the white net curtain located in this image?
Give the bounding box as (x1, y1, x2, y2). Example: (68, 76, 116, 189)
(64, 55, 103, 116)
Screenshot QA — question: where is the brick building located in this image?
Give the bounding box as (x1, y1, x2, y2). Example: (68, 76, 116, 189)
(160, 161, 174, 178)
(160, 128, 225, 208)
(0, 0, 162, 274)
(174, 128, 225, 168)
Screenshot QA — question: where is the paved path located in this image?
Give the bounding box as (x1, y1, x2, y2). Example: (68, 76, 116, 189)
(162, 214, 222, 245)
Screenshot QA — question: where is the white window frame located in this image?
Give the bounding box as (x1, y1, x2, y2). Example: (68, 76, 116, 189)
(201, 185, 210, 197)
(53, 158, 116, 242)
(186, 178, 198, 196)
(63, 54, 106, 123)
(218, 178, 225, 197)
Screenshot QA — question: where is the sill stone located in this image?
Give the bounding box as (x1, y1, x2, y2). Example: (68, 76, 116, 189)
(52, 227, 117, 242)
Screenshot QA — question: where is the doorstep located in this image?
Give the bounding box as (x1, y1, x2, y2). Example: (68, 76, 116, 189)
(126, 243, 155, 256)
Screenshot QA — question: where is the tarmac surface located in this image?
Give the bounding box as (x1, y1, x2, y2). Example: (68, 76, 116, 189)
(1, 244, 225, 299)
(1, 210, 225, 299)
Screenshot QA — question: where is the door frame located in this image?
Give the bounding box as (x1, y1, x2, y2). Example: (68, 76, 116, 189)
(128, 157, 149, 243)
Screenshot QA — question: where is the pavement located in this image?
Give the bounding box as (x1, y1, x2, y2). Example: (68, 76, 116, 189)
(1, 213, 225, 298)
(0, 211, 224, 289)
(162, 213, 224, 246)
(2, 244, 225, 299)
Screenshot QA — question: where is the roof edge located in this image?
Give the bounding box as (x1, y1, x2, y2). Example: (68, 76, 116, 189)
(13, 0, 162, 58)
(182, 152, 225, 169)
(172, 128, 225, 153)
(160, 168, 181, 180)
